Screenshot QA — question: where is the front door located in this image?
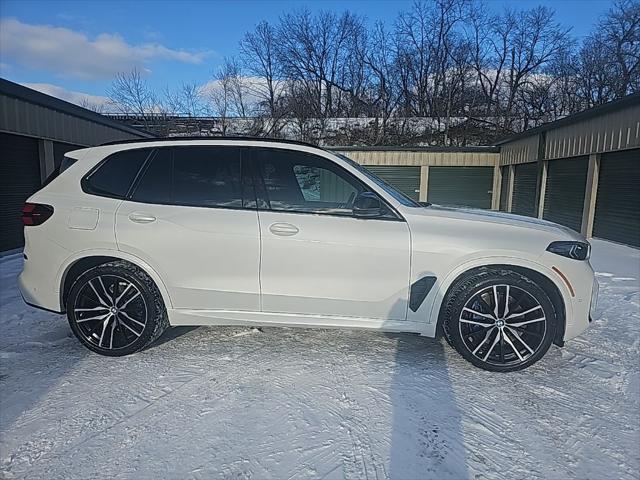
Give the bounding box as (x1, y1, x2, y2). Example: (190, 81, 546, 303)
(115, 146, 261, 311)
(253, 147, 411, 320)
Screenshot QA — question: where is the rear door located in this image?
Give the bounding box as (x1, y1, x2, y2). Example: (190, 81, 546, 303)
(253, 147, 411, 320)
(115, 146, 261, 311)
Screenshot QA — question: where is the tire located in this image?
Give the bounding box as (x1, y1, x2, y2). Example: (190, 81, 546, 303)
(441, 268, 556, 372)
(66, 261, 169, 356)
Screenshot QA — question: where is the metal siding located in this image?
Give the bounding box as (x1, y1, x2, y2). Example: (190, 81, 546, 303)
(364, 165, 421, 201)
(335, 150, 499, 167)
(511, 163, 538, 217)
(543, 156, 589, 231)
(545, 104, 640, 159)
(0, 93, 147, 146)
(499, 135, 539, 166)
(0, 132, 41, 251)
(593, 149, 640, 247)
(427, 166, 494, 209)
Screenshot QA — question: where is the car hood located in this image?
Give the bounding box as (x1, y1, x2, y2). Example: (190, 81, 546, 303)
(403, 204, 586, 241)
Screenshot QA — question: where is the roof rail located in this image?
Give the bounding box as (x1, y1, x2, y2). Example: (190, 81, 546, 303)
(99, 135, 324, 149)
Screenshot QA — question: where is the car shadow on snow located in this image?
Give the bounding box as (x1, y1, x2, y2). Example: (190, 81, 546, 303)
(384, 296, 470, 479)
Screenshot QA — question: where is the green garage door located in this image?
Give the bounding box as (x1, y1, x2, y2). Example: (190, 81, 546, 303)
(0, 132, 41, 251)
(543, 156, 588, 232)
(364, 166, 421, 201)
(512, 162, 538, 217)
(593, 149, 640, 247)
(427, 166, 493, 209)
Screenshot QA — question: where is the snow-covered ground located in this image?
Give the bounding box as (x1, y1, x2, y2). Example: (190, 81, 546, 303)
(1, 239, 638, 480)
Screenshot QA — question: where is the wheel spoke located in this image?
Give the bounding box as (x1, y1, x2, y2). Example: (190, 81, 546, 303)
(119, 291, 140, 310)
(472, 327, 495, 355)
(502, 329, 524, 361)
(505, 305, 543, 320)
(109, 319, 116, 349)
(114, 283, 133, 307)
(119, 318, 142, 337)
(119, 311, 145, 329)
(97, 314, 112, 347)
(492, 285, 500, 318)
(503, 285, 510, 318)
(507, 327, 535, 354)
(97, 276, 112, 305)
(509, 316, 546, 328)
(88, 280, 109, 307)
(482, 329, 501, 361)
(75, 306, 110, 313)
(460, 318, 494, 327)
(462, 307, 495, 321)
(76, 312, 111, 323)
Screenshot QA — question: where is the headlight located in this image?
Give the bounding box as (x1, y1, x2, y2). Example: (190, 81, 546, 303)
(546, 241, 590, 260)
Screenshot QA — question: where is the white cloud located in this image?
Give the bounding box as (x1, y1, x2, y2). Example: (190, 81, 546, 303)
(0, 18, 211, 80)
(21, 82, 114, 112)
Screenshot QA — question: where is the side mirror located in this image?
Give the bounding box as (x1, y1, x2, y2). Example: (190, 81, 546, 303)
(353, 192, 383, 218)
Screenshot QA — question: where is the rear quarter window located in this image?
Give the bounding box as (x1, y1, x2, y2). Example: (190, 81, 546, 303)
(83, 148, 152, 198)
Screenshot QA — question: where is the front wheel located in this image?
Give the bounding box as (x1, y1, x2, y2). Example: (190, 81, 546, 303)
(66, 261, 168, 356)
(442, 269, 557, 372)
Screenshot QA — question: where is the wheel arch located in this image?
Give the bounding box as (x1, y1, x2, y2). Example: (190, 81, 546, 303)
(430, 259, 568, 347)
(58, 250, 174, 313)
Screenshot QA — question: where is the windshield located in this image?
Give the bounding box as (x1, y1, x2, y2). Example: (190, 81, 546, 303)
(336, 153, 422, 207)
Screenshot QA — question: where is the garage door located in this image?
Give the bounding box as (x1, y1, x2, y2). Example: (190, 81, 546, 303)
(0, 133, 41, 251)
(428, 166, 493, 209)
(511, 163, 538, 217)
(543, 156, 588, 232)
(593, 149, 640, 247)
(364, 166, 421, 201)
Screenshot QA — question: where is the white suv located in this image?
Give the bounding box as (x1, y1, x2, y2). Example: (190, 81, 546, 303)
(19, 138, 597, 371)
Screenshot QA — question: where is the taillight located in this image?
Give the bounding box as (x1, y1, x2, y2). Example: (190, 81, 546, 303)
(22, 203, 54, 226)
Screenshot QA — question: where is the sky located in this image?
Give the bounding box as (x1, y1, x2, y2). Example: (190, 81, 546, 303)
(0, 0, 616, 108)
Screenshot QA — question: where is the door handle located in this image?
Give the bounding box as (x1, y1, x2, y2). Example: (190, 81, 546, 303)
(128, 213, 157, 224)
(269, 222, 299, 236)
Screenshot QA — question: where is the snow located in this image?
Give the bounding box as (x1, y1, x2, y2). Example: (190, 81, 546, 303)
(1, 239, 639, 479)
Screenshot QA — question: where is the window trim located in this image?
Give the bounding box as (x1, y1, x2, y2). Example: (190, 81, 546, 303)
(126, 146, 258, 211)
(249, 147, 405, 222)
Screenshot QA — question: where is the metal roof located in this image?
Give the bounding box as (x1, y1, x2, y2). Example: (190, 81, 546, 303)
(496, 93, 640, 146)
(0, 78, 154, 138)
(99, 135, 321, 148)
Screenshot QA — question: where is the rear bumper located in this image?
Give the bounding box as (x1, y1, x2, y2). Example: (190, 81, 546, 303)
(18, 258, 63, 313)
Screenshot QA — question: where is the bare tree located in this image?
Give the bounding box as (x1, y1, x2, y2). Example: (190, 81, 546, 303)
(108, 69, 158, 128)
(79, 97, 105, 114)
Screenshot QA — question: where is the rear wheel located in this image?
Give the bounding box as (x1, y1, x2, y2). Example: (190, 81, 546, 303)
(66, 261, 168, 356)
(442, 269, 556, 372)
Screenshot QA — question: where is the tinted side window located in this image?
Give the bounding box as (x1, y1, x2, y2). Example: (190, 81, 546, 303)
(173, 147, 242, 208)
(132, 148, 172, 204)
(131, 146, 246, 208)
(85, 149, 151, 198)
(255, 148, 364, 215)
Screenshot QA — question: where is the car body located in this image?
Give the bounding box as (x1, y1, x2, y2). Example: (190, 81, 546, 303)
(18, 138, 598, 371)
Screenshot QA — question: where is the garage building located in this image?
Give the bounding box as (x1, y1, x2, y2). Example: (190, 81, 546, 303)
(0, 79, 153, 252)
(498, 93, 640, 247)
(334, 147, 501, 209)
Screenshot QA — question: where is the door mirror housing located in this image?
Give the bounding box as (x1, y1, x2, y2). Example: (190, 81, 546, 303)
(353, 192, 383, 218)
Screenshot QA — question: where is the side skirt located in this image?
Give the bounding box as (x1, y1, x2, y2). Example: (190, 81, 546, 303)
(167, 309, 434, 337)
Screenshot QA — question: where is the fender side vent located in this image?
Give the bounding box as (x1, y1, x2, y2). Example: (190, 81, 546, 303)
(409, 276, 437, 312)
